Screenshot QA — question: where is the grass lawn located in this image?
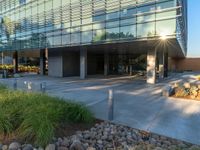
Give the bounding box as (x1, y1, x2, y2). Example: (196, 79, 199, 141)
(0, 85, 94, 146)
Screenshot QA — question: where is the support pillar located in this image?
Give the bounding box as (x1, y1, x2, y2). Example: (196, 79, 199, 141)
(80, 48, 87, 79)
(147, 49, 157, 84)
(164, 51, 168, 77)
(158, 51, 164, 79)
(13, 51, 18, 74)
(40, 49, 46, 75)
(130, 65, 133, 76)
(104, 53, 109, 76)
(158, 50, 169, 78)
(1, 52, 4, 65)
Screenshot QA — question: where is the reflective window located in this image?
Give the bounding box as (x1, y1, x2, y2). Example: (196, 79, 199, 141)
(93, 29, 106, 42)
(120, 7, 136, 18)
(71, 32, 80, 44)
(137, 14, 155, 23)
(106, 27, 119, 40)
(137, 22, 155, 38)
(156, 19, 176, 36)
(82, 31, 93, 43)
(62, 34, 70, 45)
(0, 0, 185, 51)
(137, 5, 155, 14)
(120, 18, 136, 26)
(156, 10, 176, 20)
(156, 0, 176, 10)
(120, 25, 136, 39)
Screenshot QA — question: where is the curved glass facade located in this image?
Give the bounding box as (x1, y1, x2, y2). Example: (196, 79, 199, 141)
(0, 0, 187, 54)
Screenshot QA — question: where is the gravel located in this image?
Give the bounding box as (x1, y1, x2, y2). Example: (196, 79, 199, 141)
(1, 121, 200, 150)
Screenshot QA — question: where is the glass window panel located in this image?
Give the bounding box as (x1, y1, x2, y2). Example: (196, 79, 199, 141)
(46, 36, 54, 47)
(53, 36, 62, 46)
(156, 0, 176, 10)
(120, 25, 136, 39)
(93, 22, 105, 29)
(71, 32, 80, 44)
(106, 20, 119, 28)
(82, 25, 92, 31)
(93, 29, 106, 42)
(82, 18, 92, 25)
(71, 27, 80, 33)
(156, 10, 176, 20)
(137, 14, 155, 23)
(106, 11, 119, 20)
(156, 19, 176, 36)
(137, 22, 155, 38)
(81, 31, 92, 43)
(120, 18, 136, 26)
(137, 5, 155, 14)
(121, 7, 136, 18)
(106, 27, 119, 40)
(93, 13, 106, 22)
(62, 34, 70, 45)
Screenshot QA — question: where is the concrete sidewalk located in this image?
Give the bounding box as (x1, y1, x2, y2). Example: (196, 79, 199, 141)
(1, 73, 200, 145)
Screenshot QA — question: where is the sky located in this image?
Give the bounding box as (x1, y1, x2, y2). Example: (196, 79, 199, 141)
(188, 0, 200, 57)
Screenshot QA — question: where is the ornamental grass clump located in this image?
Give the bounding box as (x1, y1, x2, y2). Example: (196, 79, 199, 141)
(0, 86, 94, 146)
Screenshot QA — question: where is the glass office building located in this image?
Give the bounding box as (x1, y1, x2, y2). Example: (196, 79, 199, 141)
(0, 0, 187, 82)
(0, 0, 187, 52)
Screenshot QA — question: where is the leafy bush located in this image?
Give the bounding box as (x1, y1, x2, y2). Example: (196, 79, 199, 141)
(0, 64, 39, 73)
(0, 87, 94, 146)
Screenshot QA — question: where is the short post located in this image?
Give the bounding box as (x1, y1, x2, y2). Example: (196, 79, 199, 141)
(40, 82, 46, 93)
(27, 82, 32, 92)
(13, 78, 17, 90)
(108, 89, 114, 121)
(3, 70, 7, 78)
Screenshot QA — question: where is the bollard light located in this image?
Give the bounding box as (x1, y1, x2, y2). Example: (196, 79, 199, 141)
(108, 89, 114, 121)
(27, 82, 32, 91)
(13, 78, 17, 90)
(40, 82, 46, 93)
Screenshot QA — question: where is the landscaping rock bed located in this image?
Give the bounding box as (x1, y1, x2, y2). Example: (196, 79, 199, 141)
(172, 82, 200, 100)
(1, 122, 200, 150)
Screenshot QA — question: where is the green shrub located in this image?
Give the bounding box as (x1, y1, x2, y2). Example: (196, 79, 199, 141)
(0, 87, 94, 146)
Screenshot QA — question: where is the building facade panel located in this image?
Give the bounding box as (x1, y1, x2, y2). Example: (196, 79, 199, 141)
(0, 0, 187, 56)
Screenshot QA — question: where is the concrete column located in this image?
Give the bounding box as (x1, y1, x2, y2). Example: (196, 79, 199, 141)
(13, 51, 18, 74)
(158, 51, 164, 79)
(48, 49, 63, 77)
(147, 49, 157, 84)
(80, 48, 87, 79)
(164, 51, 168, 77)
(40, 49, 46, 75)
(130, 65, 133, 76)
(104, 53, 109, 76)
(158, 50, 169, 78)
(1, 52, 4, 65)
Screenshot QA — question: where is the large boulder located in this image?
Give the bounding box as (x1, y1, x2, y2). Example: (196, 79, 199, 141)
(162, 85, 175, 97)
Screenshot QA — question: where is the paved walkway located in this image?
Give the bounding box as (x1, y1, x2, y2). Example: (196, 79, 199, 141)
(1, 72, 200, 145)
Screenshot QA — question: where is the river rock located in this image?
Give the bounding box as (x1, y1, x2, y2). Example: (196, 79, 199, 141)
(9, 142, 21, 150)
(22, 144, 33, 150)
(69, 140, 85, 150)
(45, 144, 55, 150)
